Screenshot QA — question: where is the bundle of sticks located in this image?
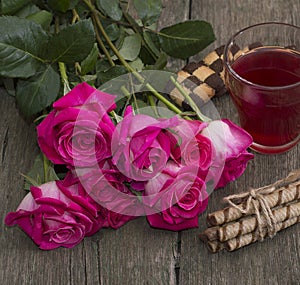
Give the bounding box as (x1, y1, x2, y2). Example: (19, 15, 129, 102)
(199, 170, 300, 253)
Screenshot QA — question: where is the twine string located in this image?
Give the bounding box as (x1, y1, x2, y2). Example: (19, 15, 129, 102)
(223, 170, 300, 240)
(224, 186, 277, 240)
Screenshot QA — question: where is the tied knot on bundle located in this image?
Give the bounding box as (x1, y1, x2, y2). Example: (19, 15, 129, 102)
(223, 186, 278, 241)
(200, 169, 300, 253)
(223, 169, 300, 241)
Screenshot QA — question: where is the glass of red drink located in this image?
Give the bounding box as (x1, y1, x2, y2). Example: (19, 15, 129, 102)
(224, 22, 300, 154)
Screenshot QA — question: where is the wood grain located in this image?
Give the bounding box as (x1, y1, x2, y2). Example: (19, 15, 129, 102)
(0, 1, 300, 285)
(94, 1, 189, 284)
(179, 1, 300, 284)
(0, 1, 188, 285)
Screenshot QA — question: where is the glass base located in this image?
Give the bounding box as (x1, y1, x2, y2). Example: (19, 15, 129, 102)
(250, 134, 300, 154)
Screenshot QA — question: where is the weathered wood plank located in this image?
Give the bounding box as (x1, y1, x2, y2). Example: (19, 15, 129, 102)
(190, 0, 299, 62)
(0, 90, 82, 285)
(0, 82, 177, 285)
(0, 86, 177, 284)
(96, 220, 178, 284)
(1, 1, 300, 285)
(179, 1, 300, 284)
(0, 1, 189, 285)
(95, 1, 190, 284)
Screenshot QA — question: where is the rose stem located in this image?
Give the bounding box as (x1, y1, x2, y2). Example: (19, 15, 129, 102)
(54, 16, 71, 94)
(91, 15, 115, 67)
(170, 76, 211, 122)
(42, 154, 49, 182)
(83, 0, 185, 117)
(148, 95, 160, 118)
(120, 84, 140, 114)
(122, 10, 158, 61)
(71, 9, 80, 24)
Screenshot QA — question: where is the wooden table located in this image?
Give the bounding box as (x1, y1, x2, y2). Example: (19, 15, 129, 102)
(1, 0, 299, 284)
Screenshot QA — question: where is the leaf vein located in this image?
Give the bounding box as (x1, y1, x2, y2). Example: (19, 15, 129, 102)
(0, 42, 45, 63)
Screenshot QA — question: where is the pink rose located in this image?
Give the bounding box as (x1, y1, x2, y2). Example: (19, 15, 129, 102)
(166, 119, 212, 172)
(75, 161, 143, 218)
(202, 119, 254, 189)
(111, 107, 180, 181)
(37, 82, 116, 168)
(216, 150, 254, 188)
(5, 178, 104, 250)
(143, 162, 209, 231)
(65, 168, 138, 228)
(101, 208, 136, 229)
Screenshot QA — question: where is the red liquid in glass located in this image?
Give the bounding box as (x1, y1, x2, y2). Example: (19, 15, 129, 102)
(228, 47, 300, 153)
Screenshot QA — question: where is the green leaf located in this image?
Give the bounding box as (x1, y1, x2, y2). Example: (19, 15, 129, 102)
(158, 20, 215, 59)
(2, 78, 16, 96)
(98, 65, 127, 84)
(105, 23, 121, 42)
(22, 154, 44, 190)
(0, 16, 49, 78)
(16, 65, 60, 117)
(133, 0, 162, 26)
(26, 10, 53, 30)
(134, 98, 150, 111)
(81, 74, 97, 85)
(129, 57, 144, 71)
(1, 0, 31, 15)
(143, 31, 160, 57)
(96, 59, 112, 73)
(96, 0, 122, 21)
(48, 0, 79, 13)
(22, 153, 59, 190)
(139, 46, 155, 65)
(154, 52, 168, 69)
(117, 33, 142, 61)
(114, 96, 128, 117)
(145, 52, 167, 70)
(47, 165, 60, 182)
(80, 43, 99, 75)
(46, 19, 95, 63)
(15, 3, 40, 18)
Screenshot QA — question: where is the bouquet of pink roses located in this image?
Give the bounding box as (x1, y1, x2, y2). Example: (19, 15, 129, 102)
(5, 81, 253, 250)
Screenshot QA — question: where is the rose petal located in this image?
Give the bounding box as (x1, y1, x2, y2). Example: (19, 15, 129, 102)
(53, 82, 116, 112)
(147, 213, 199, 231)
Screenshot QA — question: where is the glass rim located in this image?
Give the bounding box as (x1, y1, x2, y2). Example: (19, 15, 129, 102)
(224, 22, 300, 90)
